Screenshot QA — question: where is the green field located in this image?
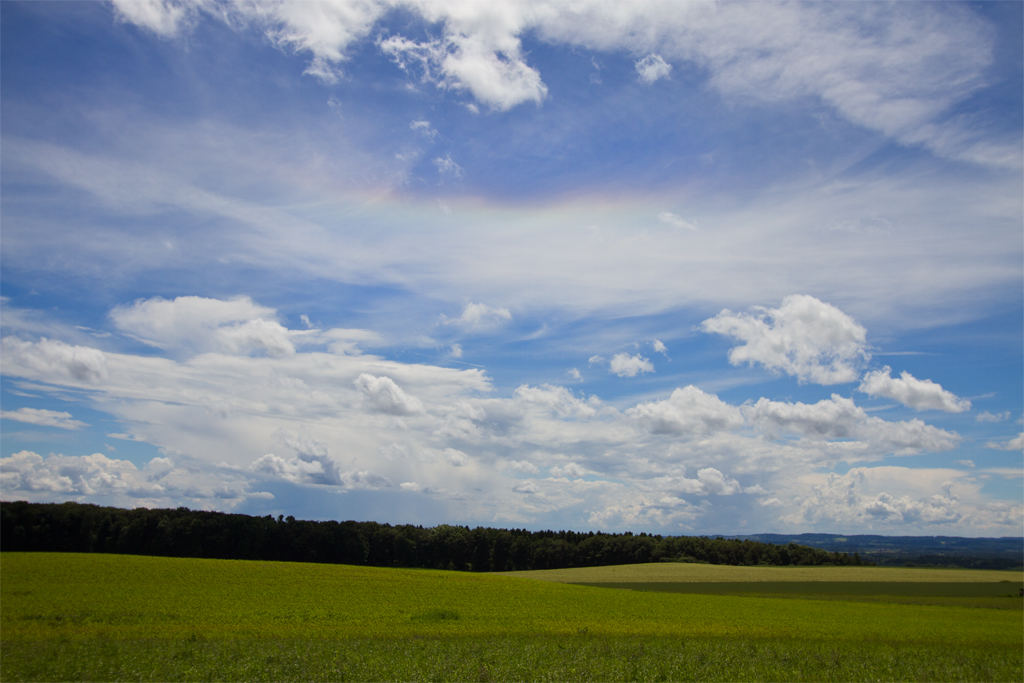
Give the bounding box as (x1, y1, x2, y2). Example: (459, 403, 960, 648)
(2, 553, 1021, 681)
(501, 563, 1024, 610)
(498, 562, 1024, 583)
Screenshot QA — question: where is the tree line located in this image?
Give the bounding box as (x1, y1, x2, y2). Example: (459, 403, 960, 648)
(0, 501, 867, 571)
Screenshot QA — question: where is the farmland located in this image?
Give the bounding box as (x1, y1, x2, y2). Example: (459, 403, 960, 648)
(2, 553, 1021, 681)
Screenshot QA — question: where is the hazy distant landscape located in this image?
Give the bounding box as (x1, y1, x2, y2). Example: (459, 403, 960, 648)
(730, 534, 1024, 570)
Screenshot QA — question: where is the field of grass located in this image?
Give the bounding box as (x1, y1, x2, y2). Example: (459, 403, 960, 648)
(2, 553, 1021, 681)
(497, 562, 1024, 583)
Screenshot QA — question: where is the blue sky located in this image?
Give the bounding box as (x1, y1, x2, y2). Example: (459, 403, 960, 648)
(1, 0, 1021, 536)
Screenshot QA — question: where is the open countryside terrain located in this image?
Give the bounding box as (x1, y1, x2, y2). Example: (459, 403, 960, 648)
(499, 562, 1024, 583)
(1, 553, 1021, 681)
(501, 563, 1024, 610)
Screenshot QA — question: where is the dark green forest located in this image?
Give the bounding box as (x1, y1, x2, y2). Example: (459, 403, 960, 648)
(0, 501, 866, 571)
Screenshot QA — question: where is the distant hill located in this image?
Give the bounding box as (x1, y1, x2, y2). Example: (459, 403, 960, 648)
(730, 533, 1023, 570)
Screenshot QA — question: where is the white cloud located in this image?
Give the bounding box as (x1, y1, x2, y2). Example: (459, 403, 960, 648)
(110, 296, 295, 358)
(744, 394, 960, 455)
(433, 153, 463, 178)
(513, 384, 600, 419)
(550, 462, 587, 479)
(255, 0, 392, 83)
(635, 54, 672, 84)
(410, 120, 438, 139)
(954, 460, 975, 468)
(1, 337, 109, 384)
(657, 212, 697, 230)
(110, 0, 198, 38)
(378, 13, 548, 112)
(858, 367, 970, 412)
(449, 344, 463, 359)
(354, 373, 425, 415)
(255, 429, 344, 486)
(567, 367, 582, 381)
(780, 467, 1022, 531)
(0, 450, 267, 507)
(251, 429, 394, 489)
(505, 459, 540, 475)
(976, 411, 1011, 423)
(0, 294, 1010, 535)
(609, 353, 653, 378)
(443, 447, 470, 466)
(628, 386, 743, 435)
(694, 467, 741, 495)
(986, 433, 1024, 452)
(1, 408, 88, 430)
(109, 1, 1008, 165)
(701, 295, 868, 385)
(441, 302, 511, 332)
(652, 340, 668, 357)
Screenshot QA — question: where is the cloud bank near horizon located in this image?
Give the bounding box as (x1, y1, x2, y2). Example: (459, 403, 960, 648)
(3, 294, 1017, 534)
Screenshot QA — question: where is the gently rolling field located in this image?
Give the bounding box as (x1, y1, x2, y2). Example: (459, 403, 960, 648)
(497, 562, 1024, 583)
(499, 563, 1024, 609)
(2, 553, 1022, 681)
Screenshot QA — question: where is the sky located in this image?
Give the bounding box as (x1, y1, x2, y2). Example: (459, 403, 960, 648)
(1, 0, 1021, 537)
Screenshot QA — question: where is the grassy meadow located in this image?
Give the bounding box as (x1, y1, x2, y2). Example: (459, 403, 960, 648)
(2, 552, 1021, 681)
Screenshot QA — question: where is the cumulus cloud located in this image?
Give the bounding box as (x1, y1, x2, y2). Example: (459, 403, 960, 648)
(512, 384, 600, 419)
(378, 7, 549, 112)
(985, 433, 1024, 452)
(858, 367, 970, 412)
(628, 386, 743, 435)
(505, 459, 540, 475)
(252, 451, 392, 489)
(652, 340, 668, 357)
(1, 408, 88, 430)
(0, 450, 266, 506)
(251, 429, 393, 489)
(1, 337, 109, 384)
(354, 373, 425, 415)
(694, 467, 741, 495)
(976, 411, 1011, 423)
(635, 54, 672, 84)
(782, 471, 974, 528)
(550, 462, 588, 479)
(701, 295, 868, 384)
(111, 0, 199, 38)
(744, 394, 960, 454)
(780, 467, 1002, 529)
(567, 367, 582, 381)
(110, 296, 295, 358)
(609, 353, 653, 378)
(443, 447, 470, 466)
(0, 292, 1007, 535)
(441, 302, 511, 332)
(255, 430, 343, 486)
